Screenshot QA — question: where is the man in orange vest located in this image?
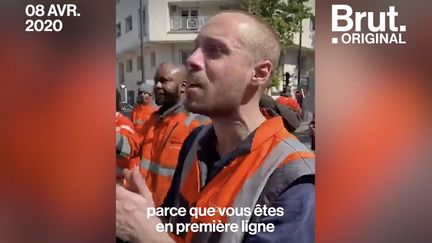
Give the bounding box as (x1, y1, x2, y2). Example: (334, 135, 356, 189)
(117, 62, 209, 207)
(131, 88, 157, 133)
(116, 11, 314, 243)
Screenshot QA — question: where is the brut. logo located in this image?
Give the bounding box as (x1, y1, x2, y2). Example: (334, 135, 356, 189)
(331, 4, 406, 45)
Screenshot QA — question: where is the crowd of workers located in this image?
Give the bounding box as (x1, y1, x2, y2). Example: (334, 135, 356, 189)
(116, 10, 315, 243)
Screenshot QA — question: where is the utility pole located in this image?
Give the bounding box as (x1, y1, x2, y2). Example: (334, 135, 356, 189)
(139, 0, 145, 84)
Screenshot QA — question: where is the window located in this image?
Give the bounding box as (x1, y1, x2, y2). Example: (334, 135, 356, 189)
(118, 62, 124, 83)
(139, 8, 146, 36)
(125, 15, 132, 33)
(116, 23, 121, 37)
(310, 15, 315, 31)
(150, 52, 156, 67)
(179, 50, 191, 65)
(126, 59, 133, 72)
(137, 56, 142, 70)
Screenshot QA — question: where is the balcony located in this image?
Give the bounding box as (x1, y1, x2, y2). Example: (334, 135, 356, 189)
(169, 16, 208, 32)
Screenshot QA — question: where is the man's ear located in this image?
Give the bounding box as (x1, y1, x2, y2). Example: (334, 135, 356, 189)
(251, 60, 272, 87)
(180, 80, 187, 93)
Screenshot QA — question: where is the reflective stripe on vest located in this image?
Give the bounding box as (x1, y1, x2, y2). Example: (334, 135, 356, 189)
(218, 140, 314, 242)
(140, 158, 176, 177)
(183, 113, 197, 126)
(178, 125, 212, 193)
(251, 157, 314, 223)
(169, 125, 212, 227)
(134, 119, 145, 125)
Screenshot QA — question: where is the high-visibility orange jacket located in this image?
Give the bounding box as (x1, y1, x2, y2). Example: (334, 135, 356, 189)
(116, 103, 210, 206)
(169, 117, 315, 243)
(115, 112, 141, 181)
(131, 103, 157, 133)
(276, 96, 302, 115)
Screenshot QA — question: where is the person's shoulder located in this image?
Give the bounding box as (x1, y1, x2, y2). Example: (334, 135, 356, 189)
(281, 179, 315, 198)
(180, 124, 209, 146)
(268, 175, 315, 215)
(188, 124, 208, 139)
(276, 96, 288, 104)
(147, 109, 159, 120)
(176, 125, 208, 166)
(274, 103, 301, 132)
(244, 179, 314, 243)
(274, 180, 315, 213)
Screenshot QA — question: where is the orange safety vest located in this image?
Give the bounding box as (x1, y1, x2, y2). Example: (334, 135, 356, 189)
(170, 117, 315, 243)
(131, 103, 157, 133)
(139, 103, 210, 207)
(116, 112, 141, 181)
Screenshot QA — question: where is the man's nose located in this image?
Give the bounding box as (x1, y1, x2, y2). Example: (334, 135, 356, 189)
(187, 47, 204, 71)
